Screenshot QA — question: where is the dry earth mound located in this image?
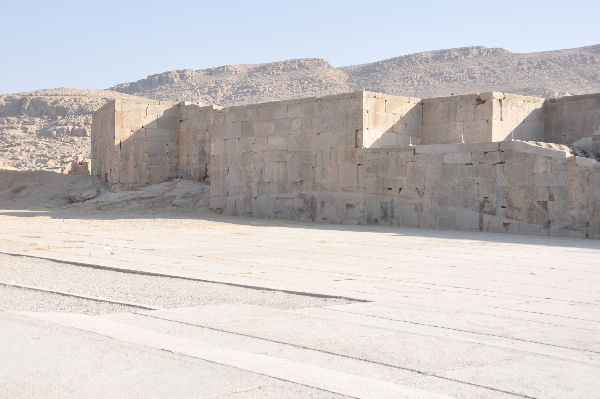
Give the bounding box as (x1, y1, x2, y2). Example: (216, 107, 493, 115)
(0, 169, 100, 209)
(0, 169, 210, 212)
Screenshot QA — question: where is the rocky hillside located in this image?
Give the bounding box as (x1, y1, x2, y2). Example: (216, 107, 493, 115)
(110, 58, 351, 106)
(112, 45, 600, 104)
(343, 45, 600, 99)
(0, 89, 159, 170)
(1, 45, 599, 170)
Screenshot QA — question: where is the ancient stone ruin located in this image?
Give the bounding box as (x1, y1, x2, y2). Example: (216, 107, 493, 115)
(91, 91, 600, 238)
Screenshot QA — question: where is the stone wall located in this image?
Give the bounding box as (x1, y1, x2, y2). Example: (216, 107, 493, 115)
(209, 93, 363, 219)
(358, 142, 599, 238)
(178, 103, 218, 183)
(492, 93, 544, 142)
(207, 91, 600, 238)
(421, 93, 544, 144)
(91, 90, 600, 238)
(91, 101, 115, 183)
(422, 94, 493, 144)
(545, 93, 600, 144)
(362, 92, 422, 147)
(91, 99, 179, 191)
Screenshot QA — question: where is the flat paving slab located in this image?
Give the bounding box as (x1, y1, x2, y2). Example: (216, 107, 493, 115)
(0, 209, 599, 398)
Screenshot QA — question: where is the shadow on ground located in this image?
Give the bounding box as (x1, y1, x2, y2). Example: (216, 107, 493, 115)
(1, 205, 599, 251)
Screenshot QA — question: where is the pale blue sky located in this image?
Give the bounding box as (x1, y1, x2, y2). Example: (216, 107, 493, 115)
(1, 0, 598, 94)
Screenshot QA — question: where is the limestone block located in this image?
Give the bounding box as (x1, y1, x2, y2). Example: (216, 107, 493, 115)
(317, 132, 335, 150)
(463, 120, 491, 142)
(315, 165, 339, 186)
(254, 121, 274, 137)
(224, 138, 240, 154)
(249, 195, 272, 218)
(334, 113, 361, 133)
(274, 117, 301, 135)
(252, 136, 268, 152)
(381, 132, 399, 146)
(288, 134, 316, 152)
(366, 111, 390, 132)
(317, 150, 335, 167)
(454, 208, 480, 231)
(157, 115, 179, 130)
(255, 107, 274, 122)
(267, 136, 288, 151)
(451, 142, 499, 153)
(234, 196, 254, 216)
(415, 143, 461, 155)
(338, 163, 357, 185)
(478, 178, 497, 197)
(256, 182, 270, 197)
(473, 164, 496, 179)
(146, 127, 176, 141)
(268, 161, 288, 182)
(390, 199, 419, 227)
(271, 182, 293, 195)
(211, 139, 225, 155)
(240, 121, 254, 137)
(504, 157, 536, 186)
(456, 103, 475, 122)
(535, 172, 569, 187)
(335, 130, 358, 149)
(224, 197, 237, 215)
(443, 152, 471, 164)
(225, 153, 241, 168)
(336, 148, 357, 165)
(269, 150, 291, 163)
(311, 115, 335, 132)
(363, 129, 383, 148)
(407, 162, 426, 188)
(534, 157, 552, 173)
(474, 99, 494, 121)
(290, 176, 314, 192)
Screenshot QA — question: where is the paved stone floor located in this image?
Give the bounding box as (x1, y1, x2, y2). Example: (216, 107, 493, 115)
(0, 209, 599, 398)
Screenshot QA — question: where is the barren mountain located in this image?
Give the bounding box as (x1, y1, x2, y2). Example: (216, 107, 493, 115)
(112, 45, 600, 104)
(110, 58, 351, 106)
(1, 45, 599, 170)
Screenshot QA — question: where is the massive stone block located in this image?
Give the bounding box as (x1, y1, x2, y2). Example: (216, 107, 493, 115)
(545, 94, 600, 144)
(422, 92, 544, 145)
(91, 99, 179, 190)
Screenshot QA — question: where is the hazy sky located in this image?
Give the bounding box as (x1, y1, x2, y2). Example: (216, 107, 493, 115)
(1, 0, 598, 94)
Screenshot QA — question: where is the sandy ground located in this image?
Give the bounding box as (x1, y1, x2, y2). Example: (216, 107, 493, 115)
(0, 205, 599, 398)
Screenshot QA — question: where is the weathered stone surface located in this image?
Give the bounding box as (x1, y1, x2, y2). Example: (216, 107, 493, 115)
(92, 91, 600, 238)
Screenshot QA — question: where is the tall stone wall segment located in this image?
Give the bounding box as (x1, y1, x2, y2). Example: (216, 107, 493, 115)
(178, 103, 220, 183)
(91, 101, 115, 182)
(359, 142, 599, 238)
(209, 93, 363, 219)
(91, 91, 600, 238)
(421, 92, 544, 145)
(362, 92, 422, 147)
(91, 99, 179, 191)
(545, 93, 600, 145)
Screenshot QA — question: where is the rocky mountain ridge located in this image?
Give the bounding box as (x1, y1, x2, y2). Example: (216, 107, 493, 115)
(112, 45, 600, 103)
(2, 45, 599, 170)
